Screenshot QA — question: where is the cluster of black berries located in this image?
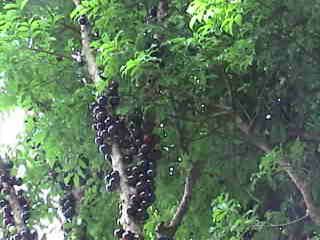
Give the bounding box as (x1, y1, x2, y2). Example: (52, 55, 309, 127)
(114, 228, 139, 240)
(3, 229, 37, 240)
(0, 169, 36, 240)
(124, 133, 161, 222)
(60, 191, 76, 222)
(90, 80, 122, 162)
(0, 173, 31, 225)
(90, 80, 161, 239)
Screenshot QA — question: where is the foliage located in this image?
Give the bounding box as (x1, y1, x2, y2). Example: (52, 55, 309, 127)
(209, 193, 258, 240)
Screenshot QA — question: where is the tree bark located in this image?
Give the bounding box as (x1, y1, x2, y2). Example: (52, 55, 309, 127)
(71, 0, 143, 237)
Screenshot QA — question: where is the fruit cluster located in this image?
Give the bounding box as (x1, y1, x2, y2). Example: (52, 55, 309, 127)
(89, 80, 161, 239)
(90, 80, 121, 161)
(60, 191, 76, 222)
(0, 166, 37, 240)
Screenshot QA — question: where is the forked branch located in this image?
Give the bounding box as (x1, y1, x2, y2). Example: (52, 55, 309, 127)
(156, 162, 201, 239)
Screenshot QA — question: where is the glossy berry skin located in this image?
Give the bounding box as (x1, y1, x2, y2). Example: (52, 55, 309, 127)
(110, 81, 119, 89)
(99, 144, 109, 155)
(95, 137, 104, 145)
(97, 95, 108, 106)
(78, 15, 87, 25)
(0, 200, 7, 208)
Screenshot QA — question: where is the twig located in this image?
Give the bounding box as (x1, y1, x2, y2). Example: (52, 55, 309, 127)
(254, 214, 308, 229)
(24, 47, 74, 61)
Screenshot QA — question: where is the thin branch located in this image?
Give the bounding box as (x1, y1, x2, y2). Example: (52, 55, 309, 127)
(156, 162, 202, 239)
(255, 214, 308, 228)
(24, 47, 74, 61)
(168, 162, 201, 230)
(72, 0, 100, 83)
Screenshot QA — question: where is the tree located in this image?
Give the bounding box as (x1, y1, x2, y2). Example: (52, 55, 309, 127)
(1, 0, 320, 239)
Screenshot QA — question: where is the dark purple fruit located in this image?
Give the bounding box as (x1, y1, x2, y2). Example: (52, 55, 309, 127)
(147, 192, 156, 203)
(15, 177, 23, 186)
(123, 155, 133, 164)
(99, 129, 108, 138)
(107, 125, 117, 136)
(104, 116, 113, 126)
(104, 154, 112, 163)
(21, 211, 30, 222)
(146, 169, 155, 178)
(93, 106, 103, 115)
(140, 200, 150, 209)
(0, 200, 7, 208)
(91, 123, 98, 131)
(110, 81, 119, 89)
(96, 122, 105, 131)
(97, 95, 108, 106)
(0, 175, 9, 183)
(111, 171, 120, 179)
(140, 144, 151, 154)
(63, 207, 74, 219)
(139, 191, 148, 199)
(122, 231, 135, 240)
(127, 175, 138, 186)
(17, 189, 24, 196)
(145, 179, 154, 189)
(136, 208, 149, 221)
(95, 137, 103, 145)
(129, 146, 138, 155)
(21, 204, 29, 212)
(130, 194, 140, 205)
(13, 233, 22, 240)
(96, 111, 107, 121)
(4, 217, 14, 226)
(114, 228, 124, 238)
(99, 144, 109, 155)
(127, 206, 137, 216)
(138, 173, 146, 181)
(1, 187, 10, 195)
(3, 206, 11, 215)
(78, 15, 87, 25)
(136, 181, 145, 192)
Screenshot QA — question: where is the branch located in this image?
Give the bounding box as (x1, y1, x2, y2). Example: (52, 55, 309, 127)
(72, 0, 143, 237)
(235, 115, 320, 225)
(72, 0, 100, 83)
(156, 162, 201, 238)
(168, 162, 201, 230)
